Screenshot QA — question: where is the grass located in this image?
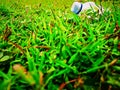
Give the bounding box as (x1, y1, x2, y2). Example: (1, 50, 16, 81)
(0, 0, 120, 90)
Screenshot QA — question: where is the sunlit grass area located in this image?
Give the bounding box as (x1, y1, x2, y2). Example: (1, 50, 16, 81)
(0, 0, 120, 90)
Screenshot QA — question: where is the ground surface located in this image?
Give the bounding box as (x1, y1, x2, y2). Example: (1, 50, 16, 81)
(0, 0, 120, 90)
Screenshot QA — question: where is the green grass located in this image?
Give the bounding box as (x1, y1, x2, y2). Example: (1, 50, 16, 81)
(0, 0, 120, 90)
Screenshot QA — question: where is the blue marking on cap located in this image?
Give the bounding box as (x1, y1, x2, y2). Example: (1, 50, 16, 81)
(76, 4, 83, 14)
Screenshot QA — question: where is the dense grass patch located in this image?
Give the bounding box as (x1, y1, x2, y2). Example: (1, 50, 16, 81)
(0, 0, 120, 90)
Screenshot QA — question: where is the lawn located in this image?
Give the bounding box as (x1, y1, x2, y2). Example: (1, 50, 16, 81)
(0, 0, 120, 90)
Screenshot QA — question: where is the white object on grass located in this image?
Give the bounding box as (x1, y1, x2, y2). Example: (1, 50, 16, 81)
(71, 1, 104, 15)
